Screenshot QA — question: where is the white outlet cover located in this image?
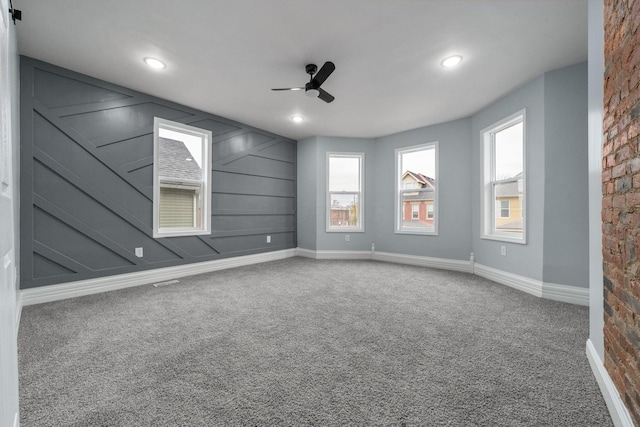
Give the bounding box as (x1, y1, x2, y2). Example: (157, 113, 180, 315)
(135, 247, 143, 257)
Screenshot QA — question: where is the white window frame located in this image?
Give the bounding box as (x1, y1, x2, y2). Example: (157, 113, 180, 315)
(395, 142, 438, 235)
(480, 110, 526, 244)
(326, 152, 364, 232)
(153, 117, 212, 238)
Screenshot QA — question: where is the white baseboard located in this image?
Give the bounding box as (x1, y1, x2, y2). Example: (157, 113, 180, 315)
(296, 248, 373, 260)
(21, 249, 297, 306)
(586, 339, 634, 427)
(543, 281, 590, 306)
(373, 251, 471, 273)
(296, 248, 470, 273)
(21, 247, 589, 308)
(474, 263, 543, 298)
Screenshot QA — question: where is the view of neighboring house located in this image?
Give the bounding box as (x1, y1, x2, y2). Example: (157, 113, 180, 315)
(157, 137, 203, 229)
(494, 172, 523, 233)
(329, 198, 358, 227)
(401, 171, 435, 227)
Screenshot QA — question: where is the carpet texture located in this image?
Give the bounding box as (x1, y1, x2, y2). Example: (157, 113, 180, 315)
(18, 258, 612, 426)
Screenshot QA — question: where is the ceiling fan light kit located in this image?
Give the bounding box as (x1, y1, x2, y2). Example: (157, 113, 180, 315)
(272, 61, 336, 103)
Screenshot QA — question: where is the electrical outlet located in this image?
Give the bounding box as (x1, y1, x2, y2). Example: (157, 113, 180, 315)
(135, 247, 143, 258)
(266, 235, 271, 243)
(345, 235, 350, 242)
(500, 246, 506, 256)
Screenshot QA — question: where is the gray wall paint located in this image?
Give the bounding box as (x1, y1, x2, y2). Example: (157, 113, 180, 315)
(543, 62, 589, 287)
(20, 57, 296, 289)
(296, 136, 318, 250)
(588, 0, 605, 359)
(297, 136, 376, 252)
(471, 76, 546, 281)
(374, 119, 472, 259)
(296, 63, 589, 289)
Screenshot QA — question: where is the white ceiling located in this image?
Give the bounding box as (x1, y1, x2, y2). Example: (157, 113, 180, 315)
(14, 0, 587, 140)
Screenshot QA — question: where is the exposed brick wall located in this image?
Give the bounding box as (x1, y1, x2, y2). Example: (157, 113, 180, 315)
(603, 0, 640, 424)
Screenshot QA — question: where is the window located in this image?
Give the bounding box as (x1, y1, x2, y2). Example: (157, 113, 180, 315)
(481, 110, 525, 243)
(499, 200, 510, 218)
(411, 203, 419, 219)
(327, 153, 363, 232)
(427, 203, 434, 219)
(153, 118, 212, 238)
(396, 142, 438, 235)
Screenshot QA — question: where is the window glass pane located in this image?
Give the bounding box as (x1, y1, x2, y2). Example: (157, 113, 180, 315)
(398, 145, 436, 233)
(493, 180, 523, 235)
(158, 130, 204, 230)
(159, 187, 198, 228)
(154, 118, 211, 238)
(494, 122, 523, 180)
(329, 193, 359, 227)
(329, 157, 360, 191)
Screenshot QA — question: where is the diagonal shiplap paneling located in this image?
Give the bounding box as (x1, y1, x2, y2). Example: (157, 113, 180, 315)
(20, 57, 296, 289)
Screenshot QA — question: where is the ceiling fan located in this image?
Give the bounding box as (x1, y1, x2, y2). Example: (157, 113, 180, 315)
(272, 61, 336, 103)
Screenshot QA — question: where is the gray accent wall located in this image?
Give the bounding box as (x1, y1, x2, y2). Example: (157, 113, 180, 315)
(20, 57, 296, 289)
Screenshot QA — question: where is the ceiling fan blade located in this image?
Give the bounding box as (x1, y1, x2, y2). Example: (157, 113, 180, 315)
(317, 88, 335, 103)
(271, 87, 305, 91)
(311, 61, 335, 87)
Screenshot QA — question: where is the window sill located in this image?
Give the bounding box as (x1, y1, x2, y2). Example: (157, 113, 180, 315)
(395, 230, 438, 236)
(480, 234, 526, 245)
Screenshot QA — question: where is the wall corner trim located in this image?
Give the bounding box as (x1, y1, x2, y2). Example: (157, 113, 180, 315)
(586, 339, 635, 427)
(21, 249, 297, 306)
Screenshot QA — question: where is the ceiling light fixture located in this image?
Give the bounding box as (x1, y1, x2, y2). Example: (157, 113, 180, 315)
(291, 115, 304, 123)
(441, 55, 463, 68)
(144, 57, 166, 70)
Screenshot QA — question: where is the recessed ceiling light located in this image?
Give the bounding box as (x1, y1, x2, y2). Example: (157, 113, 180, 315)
(441, 55, 463, 68)
(144, 57, 166, 70)
(291, 115, 304, 123)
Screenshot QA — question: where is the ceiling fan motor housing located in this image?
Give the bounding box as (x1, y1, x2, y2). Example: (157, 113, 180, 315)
(305, 64, 318, 75)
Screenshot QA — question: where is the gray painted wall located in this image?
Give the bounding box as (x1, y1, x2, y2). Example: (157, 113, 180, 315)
(588, 0, 605, 359)
(543, 62, 589, 288)
(471, 76, 546, 281)
(297, 63, 589, 291)
(296, 136, 318, 250)
(297, 136, 376, 252)
(20, 57, 296, 289)
(374, 119, 472, 260)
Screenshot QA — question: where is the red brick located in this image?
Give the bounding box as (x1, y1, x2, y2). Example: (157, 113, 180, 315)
(603, 0, 640, 422)
(627, 192, 640, 207)
(614, 194, 628, 209)
(613, 163, 628, 178)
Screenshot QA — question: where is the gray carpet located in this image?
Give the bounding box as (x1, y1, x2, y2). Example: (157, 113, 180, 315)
(18, 258, 612, 426)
